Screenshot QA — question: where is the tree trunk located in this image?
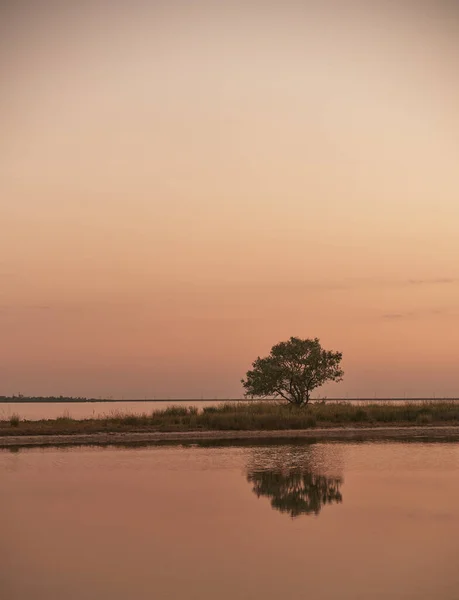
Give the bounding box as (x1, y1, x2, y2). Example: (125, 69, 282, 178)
(289, 393, 301, 406)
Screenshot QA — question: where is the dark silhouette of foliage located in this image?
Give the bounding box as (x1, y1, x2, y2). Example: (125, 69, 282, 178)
(247, 468, 343, 518)
(0, 395, 94, 403)
(242, 337, 344, 405)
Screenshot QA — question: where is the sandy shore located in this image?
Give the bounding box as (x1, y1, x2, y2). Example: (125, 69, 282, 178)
(2, 426, 459, 448)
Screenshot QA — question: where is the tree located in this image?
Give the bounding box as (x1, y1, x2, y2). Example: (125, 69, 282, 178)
(241, 336, 343, 405)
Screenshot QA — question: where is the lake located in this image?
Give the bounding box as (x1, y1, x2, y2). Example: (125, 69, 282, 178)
(2, 399, 457, 421)
(2, 441, 459, 599)
(0, 400, 231, 421)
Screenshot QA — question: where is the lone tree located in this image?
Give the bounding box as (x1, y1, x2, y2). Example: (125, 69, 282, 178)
(241, 337, 343, 405)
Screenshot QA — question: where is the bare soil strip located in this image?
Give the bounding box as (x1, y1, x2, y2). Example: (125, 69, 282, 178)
(2, 426, 459, 448)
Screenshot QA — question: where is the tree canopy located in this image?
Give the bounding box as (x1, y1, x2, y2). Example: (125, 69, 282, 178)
(241, 336, 343, 405)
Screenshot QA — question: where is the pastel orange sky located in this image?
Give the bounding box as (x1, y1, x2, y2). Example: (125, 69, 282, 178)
(1, 1, 459, 398)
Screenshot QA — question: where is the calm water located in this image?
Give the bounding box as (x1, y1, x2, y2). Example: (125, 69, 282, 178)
(2, 399, 457, 421)
(0, 400, 231, 421)
(2, 441, 459, 600)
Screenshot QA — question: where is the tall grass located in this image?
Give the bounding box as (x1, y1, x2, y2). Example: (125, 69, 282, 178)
(2, 401, 459, 435)
(10, 413, 20, 427)
(55, 410, 73, 424)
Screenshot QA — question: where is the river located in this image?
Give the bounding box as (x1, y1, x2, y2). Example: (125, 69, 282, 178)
(2, 440, 459, 599)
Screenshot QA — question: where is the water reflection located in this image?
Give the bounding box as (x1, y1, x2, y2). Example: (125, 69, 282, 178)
(246, 446, 343, 517)
(247, 470, 343, 517)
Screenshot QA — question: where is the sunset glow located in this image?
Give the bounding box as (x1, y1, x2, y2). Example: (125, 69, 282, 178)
(1, 1, 459, 398)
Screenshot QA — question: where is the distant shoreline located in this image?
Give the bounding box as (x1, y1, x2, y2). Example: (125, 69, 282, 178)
(2, 426, 459, 448)
(1, 397, 458, 403)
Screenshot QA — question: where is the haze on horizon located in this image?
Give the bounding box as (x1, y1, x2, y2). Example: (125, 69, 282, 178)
(1, 0, 459, 399)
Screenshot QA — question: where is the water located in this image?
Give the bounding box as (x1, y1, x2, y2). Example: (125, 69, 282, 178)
(0, 400, 231, 421)
(2, 441, 459, 600)
(2, 399, 458, 421)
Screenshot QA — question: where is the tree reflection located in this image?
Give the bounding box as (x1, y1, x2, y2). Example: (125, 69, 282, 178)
(246, 448, 343, 518)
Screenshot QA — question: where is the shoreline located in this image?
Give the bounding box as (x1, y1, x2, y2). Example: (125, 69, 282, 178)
(3, 425, 459, 448)
(2, 398, 458, 404)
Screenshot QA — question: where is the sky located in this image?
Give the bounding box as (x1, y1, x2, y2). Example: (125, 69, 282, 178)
(1, 0, 459, 398)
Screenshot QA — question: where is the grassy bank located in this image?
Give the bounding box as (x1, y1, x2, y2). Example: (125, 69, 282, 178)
(2, 401, 459, 436)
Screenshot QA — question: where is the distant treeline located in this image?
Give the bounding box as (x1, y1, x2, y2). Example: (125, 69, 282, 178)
(0, 396, 243, 403)
(2, 395, 458, 404)
(0, 395, 100, 403)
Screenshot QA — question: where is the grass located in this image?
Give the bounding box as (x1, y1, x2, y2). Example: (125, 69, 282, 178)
(2, 401, 459, 437)
(9, 414, 20, 427)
